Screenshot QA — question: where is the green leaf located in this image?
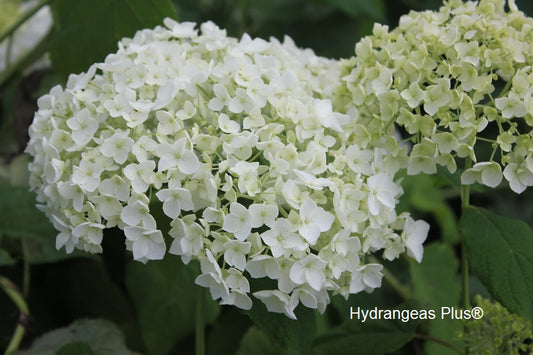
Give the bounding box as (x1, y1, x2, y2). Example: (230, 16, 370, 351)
(22, 236, 92, 264)
(207, 308, 252, 355)
(410, 243, 462, 355)
(0, 181, 93, 263)
(125, 256, 220, 355)
(58, 259, 137, 327)
(0, 181, 56, 240)
(9, 154, 30, 187)
(399, 174, 459, 243)
(410, 243, 460, 307)
(16, 319, 133, 355)
(56, 342, 95, 355)
(461, 206, 533, 324)
(246, 301, 316, 355)
(236, 327, 289, 355)
(312, 311, 416, 355)
(324, 0, 385, 20)
(49, 0, 176, 77)
(0, 248, 15, 265)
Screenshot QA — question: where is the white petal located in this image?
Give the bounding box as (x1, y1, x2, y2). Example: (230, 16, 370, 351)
(178, 150, 200, 174)
(306, 269, 325, 291)
(299, 223, 320, 245)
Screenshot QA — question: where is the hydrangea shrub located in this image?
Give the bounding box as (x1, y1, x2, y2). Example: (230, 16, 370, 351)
(25, 19, 430, 318)
(338, 0, 533, 193)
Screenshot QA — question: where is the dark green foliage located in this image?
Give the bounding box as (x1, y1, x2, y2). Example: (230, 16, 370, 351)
(49, 0, 176, 78)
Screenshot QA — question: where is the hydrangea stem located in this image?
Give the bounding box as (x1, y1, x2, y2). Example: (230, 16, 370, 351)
(22, 240, 30, 299)
(369, 256, 413, 299)
(0, 276, 29, 355)
(460, 158, 472, 309)
(0, 27, 53, 88)
(382, 266, 414, 300)
(195, 285, 205, 355)
(0, 0, 50, 42)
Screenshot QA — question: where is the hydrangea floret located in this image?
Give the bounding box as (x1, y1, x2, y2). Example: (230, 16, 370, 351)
(26, 19, 428, 318)
(338, 0, 533, 193)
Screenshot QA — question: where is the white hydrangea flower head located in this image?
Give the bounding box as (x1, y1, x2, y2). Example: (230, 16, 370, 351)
(26, 19, 428, 318)
(338, 0, 533, 193)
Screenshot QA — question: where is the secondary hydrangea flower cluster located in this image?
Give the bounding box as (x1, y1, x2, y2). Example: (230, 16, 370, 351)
(338, 0, 533, 193)
(26, 19, 428, 318)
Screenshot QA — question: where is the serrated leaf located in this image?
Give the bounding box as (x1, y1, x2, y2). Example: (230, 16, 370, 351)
(49, 0, 176, 77)
(461, 206, 533, 324)
(16, 319, 133, 355)
(246, 301, 316, 355)
(125, 257, 220, 355)
(410, 243, 462, 355)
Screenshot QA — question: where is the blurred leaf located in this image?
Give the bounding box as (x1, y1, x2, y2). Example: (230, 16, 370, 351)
(0, 181, 55, 239)
(330, 285, 387, 318)
(23, 236, 89, 263)
(56, 342, 95, 355)
(286, 14, 372, 59)
(0, 181, 93, 262)
(410, 243, 460, 307)
(10, 154, 30, 187)
(0, 75, 21, 154)
(325, 0, 385, 20)
(16, 319, 133, 355)
(236, 326, 288, 355)
(125, 256, 220, 355)
(49, 0, 176, 77)
(207, 307, 252, 355)
(435, 165, 462, 191)
(410, 243, 462, 354)
(400, 173, 459, 243)
(516, 0, 533, 16)
(312, 311, 417, 355)
(461, 206, 533, 324)
(59, 259, 137, 325)
(246, 302, 316, 355)
(0, 247, 15, 265)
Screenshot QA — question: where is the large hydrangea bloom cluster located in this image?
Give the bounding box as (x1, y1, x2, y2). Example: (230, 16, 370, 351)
(338, 0, 533, 193)
(26, 19, 428, 318)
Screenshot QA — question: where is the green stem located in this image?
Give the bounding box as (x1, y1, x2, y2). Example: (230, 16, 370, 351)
(5, 36, 13, 68)
(0, 26, 54, 88)
(460, 158, 472, 309)
(22, 239, 30, 299)
(414, 333, 464, 354)
(0, 276, 29, 355)
(369, 256, 413, 299)
(0, 0, 51, 43)
(195, 286, 205, 355)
